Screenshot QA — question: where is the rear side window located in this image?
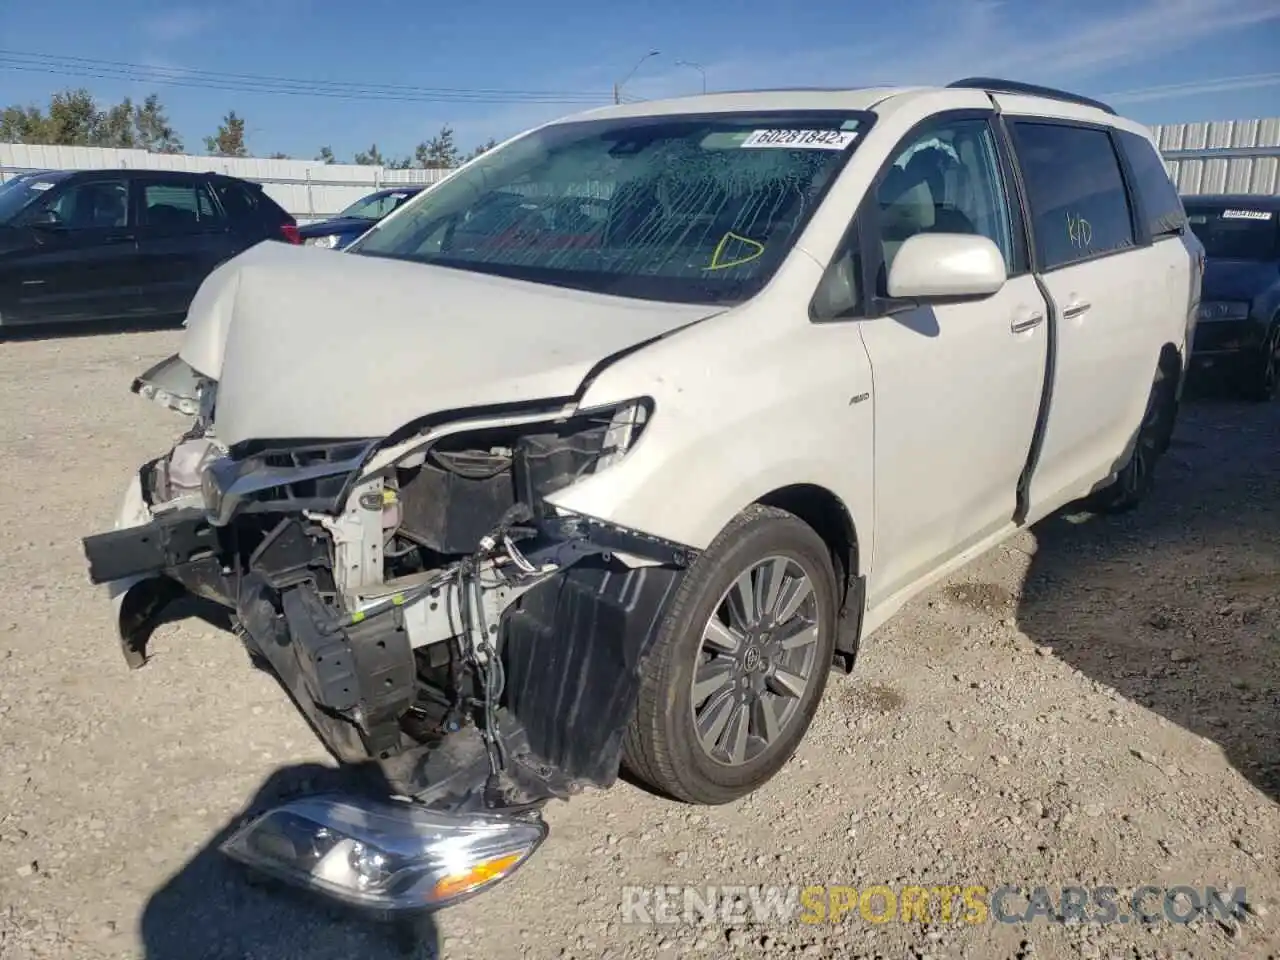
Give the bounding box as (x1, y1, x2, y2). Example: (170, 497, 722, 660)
(140, 180, 221, 228)
(1115, 130, 1186, 239)
(212, 180, 255, 219)
(212, 179, 280, 223)
(1009, 121, 1135, 270)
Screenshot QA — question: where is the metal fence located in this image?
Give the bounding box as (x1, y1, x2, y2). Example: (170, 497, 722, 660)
(3, 114, 1280, 220)
(1150, 118, 1280, 196)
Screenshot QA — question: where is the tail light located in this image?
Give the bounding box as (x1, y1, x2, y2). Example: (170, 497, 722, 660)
(280, 223, 301, 245)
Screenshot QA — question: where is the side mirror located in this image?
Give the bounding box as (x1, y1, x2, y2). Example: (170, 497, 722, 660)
(886, 233, 1007, 301)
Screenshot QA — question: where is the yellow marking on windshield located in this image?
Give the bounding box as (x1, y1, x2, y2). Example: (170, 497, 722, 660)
(1066, 211, 1093, 248)
(706, 231, 766, 270)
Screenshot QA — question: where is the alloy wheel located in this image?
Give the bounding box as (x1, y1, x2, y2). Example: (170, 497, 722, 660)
(690, 555, 822, 767)
(1263, 330, 1280, 399)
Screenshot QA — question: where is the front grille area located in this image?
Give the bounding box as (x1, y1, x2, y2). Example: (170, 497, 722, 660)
(250, 442, 375, 502)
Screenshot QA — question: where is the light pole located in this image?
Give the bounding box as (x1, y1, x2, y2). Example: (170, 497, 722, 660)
(675, 59, 707, 93)
(614, 49, 660, 104)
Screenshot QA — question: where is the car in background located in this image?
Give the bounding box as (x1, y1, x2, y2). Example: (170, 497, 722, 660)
(1183, 194, 1280, 400)
(299, 186, 425, 249)
(0, 168, 299, 328)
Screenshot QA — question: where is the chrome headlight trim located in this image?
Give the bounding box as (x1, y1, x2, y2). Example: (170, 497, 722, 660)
(582, 397, 651, 474)
(365, 398, 653, 479)
(202, 398, 654, 527)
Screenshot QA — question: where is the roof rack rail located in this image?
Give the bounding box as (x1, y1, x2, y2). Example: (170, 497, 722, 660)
(946, 77, 1117, 116)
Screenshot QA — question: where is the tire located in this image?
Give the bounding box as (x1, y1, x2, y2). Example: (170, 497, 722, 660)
(1088, 362, 1177, 514)
(1242, 324, 1280, 403)
(621, 505, 839, 804)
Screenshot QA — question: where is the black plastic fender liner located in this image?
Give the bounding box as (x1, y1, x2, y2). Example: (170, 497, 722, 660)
(237, 574, 369, 765)
(499, 557, 685, 788)
(117, 576, 187, 669)
(238, 575, 421, 764)
(833, 572, 867, 675)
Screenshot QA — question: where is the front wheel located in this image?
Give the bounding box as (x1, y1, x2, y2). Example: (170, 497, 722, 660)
(1242, 325, 1280, 402)
(622, 505, 839, 804)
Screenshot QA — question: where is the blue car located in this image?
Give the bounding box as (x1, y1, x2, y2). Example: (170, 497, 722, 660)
(1183, 194, 1280, 400)
(299, 186, 425, 249)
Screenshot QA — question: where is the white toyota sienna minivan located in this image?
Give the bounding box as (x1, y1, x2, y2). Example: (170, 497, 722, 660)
(84, 77, 1202, 912)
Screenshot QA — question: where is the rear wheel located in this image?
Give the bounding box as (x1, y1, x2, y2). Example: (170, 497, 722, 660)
(1242, 324, 1280, 402)
(1088, 362, 1177, 514)
(622, 506, 839, 804)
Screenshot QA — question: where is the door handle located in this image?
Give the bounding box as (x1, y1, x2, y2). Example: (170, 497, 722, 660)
(105, 233, 135, 244)
(1062, 299, 1091, 320)
(1010, 309, 1045, 334)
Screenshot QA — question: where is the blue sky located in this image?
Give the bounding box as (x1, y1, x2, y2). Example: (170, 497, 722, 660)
(2, 0, 1279, 161)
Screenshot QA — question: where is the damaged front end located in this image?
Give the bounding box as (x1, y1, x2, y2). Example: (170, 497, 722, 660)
(83, 358, 692, 912)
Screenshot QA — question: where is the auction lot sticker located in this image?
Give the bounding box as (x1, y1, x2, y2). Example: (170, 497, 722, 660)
(741, 129, 858, 149)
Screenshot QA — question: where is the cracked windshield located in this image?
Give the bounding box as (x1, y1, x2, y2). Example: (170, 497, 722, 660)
(351, 113, 867, 303)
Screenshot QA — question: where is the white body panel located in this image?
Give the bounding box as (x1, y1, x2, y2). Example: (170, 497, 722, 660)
(546, 257, 876, 555)
(1026, 245, 1160, 511)
(991, 94, 1194, 521)
(179, 241, 720, 447)
(857, 275, 1047, 608)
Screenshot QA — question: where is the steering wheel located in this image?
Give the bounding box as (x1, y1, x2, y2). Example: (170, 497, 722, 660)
(29, 206, 63, 227)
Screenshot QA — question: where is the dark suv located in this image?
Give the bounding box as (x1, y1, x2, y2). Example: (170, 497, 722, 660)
(1183, 194, 1280, 400)
(0, 168, 300, 327)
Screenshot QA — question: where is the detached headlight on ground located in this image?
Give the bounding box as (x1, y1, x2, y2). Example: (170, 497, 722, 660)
(220, 795, 547, 911)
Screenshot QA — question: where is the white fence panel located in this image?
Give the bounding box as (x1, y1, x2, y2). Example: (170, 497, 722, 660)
(6, 114, 1280, 209)
(1153, 117, 1280, 196)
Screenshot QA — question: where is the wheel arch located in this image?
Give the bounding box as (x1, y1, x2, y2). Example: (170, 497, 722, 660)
(1266, 306, 1280, 343)
(754, 482, 864, 673)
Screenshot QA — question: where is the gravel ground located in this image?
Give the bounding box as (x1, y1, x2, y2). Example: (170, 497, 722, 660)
(0, 328, 1277, 960)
